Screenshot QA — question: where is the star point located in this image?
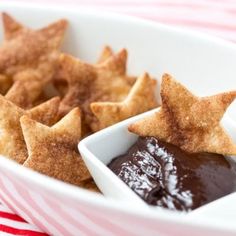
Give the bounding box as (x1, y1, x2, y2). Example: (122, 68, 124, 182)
(0, 95, 60, 164)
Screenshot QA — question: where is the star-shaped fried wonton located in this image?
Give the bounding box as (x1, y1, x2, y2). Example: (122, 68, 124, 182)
(0, 74, 12, 94)
(58, 48, 136, 133)
(21, 108, 91, 187)
(0, 96, 60, 164)
(5, 80, 38, 109)
(0, 13, 67, 106)
(90, 73, 158, 131)
(53, 46, 114, 97)
(129, 74, 236, 155)
(97, 46, 114, 63)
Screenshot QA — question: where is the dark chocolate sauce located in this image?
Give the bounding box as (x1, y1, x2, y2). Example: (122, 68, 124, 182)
(108, 137, 236, 211)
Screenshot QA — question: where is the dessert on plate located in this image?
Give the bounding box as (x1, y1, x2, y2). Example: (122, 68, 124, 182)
(1, 12, 236, 212)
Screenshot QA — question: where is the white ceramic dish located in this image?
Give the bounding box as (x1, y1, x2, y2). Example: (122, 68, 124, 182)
(1, 1, 236, 236)
(79, 108, 236, 199)
(79, 108, 236, 233)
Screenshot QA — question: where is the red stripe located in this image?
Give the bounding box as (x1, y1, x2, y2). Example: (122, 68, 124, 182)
(77, 205, 135, 236)
(0, 224, 48, 236)
(0, 178, 48, 234)
(54, 1, 207, 9)
(45, 197, 100, 235)
(48, 196, 133, 236)
(0, 211, 26, 223)
(8, 175, 71, 236)
(132, 14, 236, 32)
(33, 0, 236, 8)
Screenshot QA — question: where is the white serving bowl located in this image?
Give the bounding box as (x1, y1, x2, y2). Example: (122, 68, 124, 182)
(1, 2, 236, 236)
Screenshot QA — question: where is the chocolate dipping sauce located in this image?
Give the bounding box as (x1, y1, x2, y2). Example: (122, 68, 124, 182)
(108, 137, 236, 211)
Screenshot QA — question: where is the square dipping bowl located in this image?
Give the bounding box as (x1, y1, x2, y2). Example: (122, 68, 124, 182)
(79, 109, 236, 236)
(1, 1, 236, 236)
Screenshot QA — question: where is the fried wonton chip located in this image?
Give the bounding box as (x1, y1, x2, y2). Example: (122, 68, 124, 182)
(90, 73, 158, 131)
(0, 96, 60, 164)
(82, 178, 100, 192)
(5, 72, 52, 108)
(0, 74, 12, 94)
(58, 49, 136, 134)
(52, 68, 68, 97)
(94, 49, 136, 96)
(5, 80, 32, 108)
(21, 108, 92, 187)
(129, 74, 236, 155)
(53, 46, 114, 97)
(97, 46, 114, 63)
(0, 13, 67, 104)
(2, 12, 25, 40)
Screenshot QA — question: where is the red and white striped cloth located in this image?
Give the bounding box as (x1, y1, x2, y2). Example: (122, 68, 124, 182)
(14, 0, 236, 43)
(1, 0, 236, 235)
(0, 203, 48, 235)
